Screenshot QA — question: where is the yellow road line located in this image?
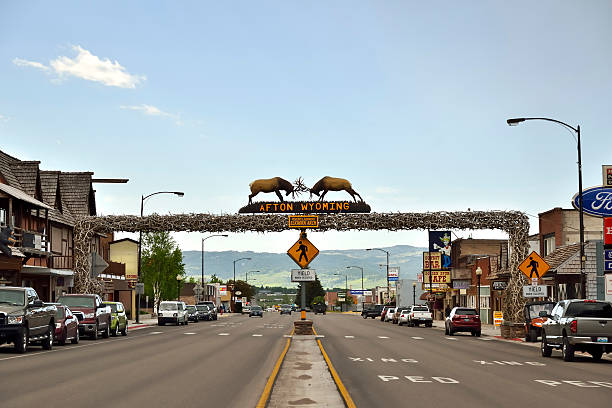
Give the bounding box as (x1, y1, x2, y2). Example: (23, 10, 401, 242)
(256, 328, 294, 408)
(313, 327, 357, 408)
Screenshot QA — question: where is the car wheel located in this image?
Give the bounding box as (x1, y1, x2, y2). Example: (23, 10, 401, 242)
(102, 321, 110, 338)
(58, 328, 67, 346)
(111, 322, 119, 337)
(175, 318, 180, 326)
(42, 325, 54, 350)
(590, 349, 603, 361)
(475, 331, 481, 337)
(426, 323, 432, 328)
(444, 324, 449, 335)
(526, 328, 537, 342)
(363, 315, 367, 319)
(540, 331, 552, 357)
(122, 322, 128, 336)
(562, 337, 575, 362)
(14, 328, 28, 353)
(448, 326, 454, 336)
(158, 321, 165, 326)
(92, 323, 99, 340)
(72, 328, 80, 344)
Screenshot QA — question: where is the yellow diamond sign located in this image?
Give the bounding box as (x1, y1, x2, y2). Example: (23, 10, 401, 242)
(518, 251, 550, 280)
(287, 234, 319, 269)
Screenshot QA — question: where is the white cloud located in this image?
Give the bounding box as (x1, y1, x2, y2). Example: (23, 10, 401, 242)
(374, 186, 400, 194)
(0, 114, 9, 122)
(120, 104, 182, 125)
(13, 45, 145, 88)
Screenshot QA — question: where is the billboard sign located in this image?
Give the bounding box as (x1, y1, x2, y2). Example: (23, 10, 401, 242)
(429, 231, 451, 269)
(388, 266, 399, 282)
(423, 270, 451, 284)
(219, 285, 227, 296)
(452, 280, 470, 290)
(423, 252, 442, 270)
(572, 186, 612, 218)
(605, 218, 612, 246)
(604, 165, 612, 187)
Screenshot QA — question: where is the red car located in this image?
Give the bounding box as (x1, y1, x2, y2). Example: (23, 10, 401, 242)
(380, 306, 390, 321)
(48, 304, 79, 345)
(445, 307, 481, 336)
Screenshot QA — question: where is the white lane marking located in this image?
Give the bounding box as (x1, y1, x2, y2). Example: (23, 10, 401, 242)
(218, 333, 230, 336)
(150, 331, 163, 335)
(445, 337, 457, 340)
(184, 332, 196, 335)
(252, 334, 263, 337)
(411, 336, 424, 340)
(345, 335, 355, 339)
(479, 338, 493, 341)
(377, 336, 389, 339)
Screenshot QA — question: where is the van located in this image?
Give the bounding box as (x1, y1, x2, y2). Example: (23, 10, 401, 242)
(158, 301, 188, 326)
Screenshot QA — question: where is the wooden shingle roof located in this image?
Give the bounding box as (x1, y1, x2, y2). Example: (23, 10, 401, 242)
(542, 243, 581, 270)
(40, 170, 76, 226)
(11, 161, 41, 198)
(59, 172, 95, 218)
(0, 150, 23, 189)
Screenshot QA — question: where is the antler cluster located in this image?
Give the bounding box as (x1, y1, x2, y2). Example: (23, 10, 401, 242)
(293, 177, 310, 194)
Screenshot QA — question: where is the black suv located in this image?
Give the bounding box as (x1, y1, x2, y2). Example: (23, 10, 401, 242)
(361, 304, 384, 319)
(0, 287, 56, 353)
(197, 301, 218, 320)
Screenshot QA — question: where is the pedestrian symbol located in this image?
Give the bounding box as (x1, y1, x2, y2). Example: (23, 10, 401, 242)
(518, 251, 550, 281)
(287, 233, 319, 269)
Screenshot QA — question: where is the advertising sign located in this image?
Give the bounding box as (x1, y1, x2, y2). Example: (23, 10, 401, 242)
(493, 311, 503, 327)
(604, 165, 612, 187)
(492, 281, 508, 291)
(423, 252, 442, 270)
(605, 249, 612, 262)
(572, 186, 612, 218)
(291, 269, 316, 282)
(388, 266, 399, 282)
(417, 273, 423, 283)
(219, 285, 227, 296)
(351, 289, 364, 295)
(605, 218, 612, 247)
(421, 282, 451, 292)
(429, 231, 452, 269)
(423, 270, 451, 284)
(606, 274, 612, 297)
(288, 215, 319, 228)
(452, 280, 470, 290)
(523, 285, 548, 298)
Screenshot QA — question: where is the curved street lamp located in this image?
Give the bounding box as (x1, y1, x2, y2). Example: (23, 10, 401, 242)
(232, 257, 251, 312)
(334, 272, 348, 312)
(347, 265, 364, 310)
(367, 248, 390, 303)
(201, 234, 228, 300)
(136, 191, 184, 323)
(507, 117, 585, 298)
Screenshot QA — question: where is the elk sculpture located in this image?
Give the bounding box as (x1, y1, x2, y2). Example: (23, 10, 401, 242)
(310, 176, 363, 202)
(248, 177, 295, 204)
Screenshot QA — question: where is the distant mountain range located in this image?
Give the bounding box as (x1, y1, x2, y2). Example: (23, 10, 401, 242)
(182, 245, 426, 289)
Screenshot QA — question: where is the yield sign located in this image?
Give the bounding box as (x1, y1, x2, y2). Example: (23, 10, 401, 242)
(518, 251, 550, 280)
(287, 233, 319, 269)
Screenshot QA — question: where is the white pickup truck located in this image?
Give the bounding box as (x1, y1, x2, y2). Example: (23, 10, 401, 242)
(407, 305, 433, 327)
(540, 299, 612, 362)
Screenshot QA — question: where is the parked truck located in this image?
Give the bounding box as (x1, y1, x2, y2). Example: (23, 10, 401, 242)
(540, 299, 612, 362)
(0, 287, 56, 353)
(407, 305, 433, 327)
(57, 294, 112, 340)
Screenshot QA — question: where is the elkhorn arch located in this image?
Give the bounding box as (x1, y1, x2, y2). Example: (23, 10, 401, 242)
(72, 211, 530, 330)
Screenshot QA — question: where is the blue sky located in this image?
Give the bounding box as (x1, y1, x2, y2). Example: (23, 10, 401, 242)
(1, 1, 611, 253)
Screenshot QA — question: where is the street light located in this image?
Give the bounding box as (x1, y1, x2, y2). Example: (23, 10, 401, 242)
(246, 270, 260, 284)
(334, 272, 348, 312)
(367, 248, 390, 304)
(507, 117, 585, 298)
(136, 190, 184, 323)
(176, 275, 182, 301)
(347, 265, 364, 310)
(232, 257, 251, 312)
(201, 234, 228, 298)
(413, 281, 417, 306)
(475, 266, 482, 317)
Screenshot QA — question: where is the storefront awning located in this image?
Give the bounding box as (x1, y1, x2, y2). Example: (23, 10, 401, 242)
(21, 266, 74, 277)
(0, 183, 52, 210)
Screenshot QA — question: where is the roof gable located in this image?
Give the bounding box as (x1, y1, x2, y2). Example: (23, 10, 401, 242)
(10, 161, 40, 198)
(59, 172, 95, 218)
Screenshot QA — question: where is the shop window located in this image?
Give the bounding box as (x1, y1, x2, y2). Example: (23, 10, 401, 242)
(543, 234, 555, 256)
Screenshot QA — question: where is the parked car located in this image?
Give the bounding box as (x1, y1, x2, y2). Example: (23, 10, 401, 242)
(280, 304, 292, 315)
(523, 301, 555, 342)
(158, 301, 188, 326)
(58, 294, 111, 340)
(392, 307, 409, 324)
(380, 306, 390, 321)
(196, 304, 211, 320)
(197, 301, 218, 320)
(48, 303, 79, 345)
(540, 299, 612, 362)
(445, 307, 481, 336)
(250, 305, 263, 317)
(384, 308, 396, 322)
(103, 301, 128, 337)
(313, 303, 327, 315)
(186, 305, 200, 322)
(0, 287, 56, 353)
(361, 304, 383, 319)
(398, 309, 411, 326)
(407, 305, 433, 327)
(242, 305, 252, 315)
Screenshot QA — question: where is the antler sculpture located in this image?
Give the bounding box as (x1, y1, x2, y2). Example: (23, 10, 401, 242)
(292, 177, 310, 199)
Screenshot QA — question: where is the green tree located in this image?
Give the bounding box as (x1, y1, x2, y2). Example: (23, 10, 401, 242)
(209, 274, 223, 284)
(141, 232, 185, 313)
(311, 295, 325, 307)
(294, 277, 326, 307)
(227, 279, 255, 301)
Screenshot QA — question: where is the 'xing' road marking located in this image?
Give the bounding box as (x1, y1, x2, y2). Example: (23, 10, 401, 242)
(345, 335, 355, 339)
(349, 357, 418, 363)
(411, 336, 424, 340)
(474, 360, 545, 366)
(377, 336, 389, 339)
(535, 380, 612, 388)
(218, 333, 230, 336)
(184, 332, 196, 335)
(252, 334, 263, 337)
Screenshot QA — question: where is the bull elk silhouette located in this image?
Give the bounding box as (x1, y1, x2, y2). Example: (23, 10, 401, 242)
(310, 176, 363, 202)
(248, 177, 295, 204)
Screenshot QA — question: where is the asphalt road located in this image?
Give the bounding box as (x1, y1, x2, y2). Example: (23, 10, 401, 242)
(312, 313, 612, 408)
(0, 312, 296, 408)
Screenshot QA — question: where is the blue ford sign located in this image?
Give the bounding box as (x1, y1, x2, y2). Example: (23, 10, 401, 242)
(572, 186, 612, 218)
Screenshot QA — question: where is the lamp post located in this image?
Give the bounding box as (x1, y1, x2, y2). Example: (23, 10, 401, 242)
(334, 272, 348, 312)
(201, 234, 228, 299)
(413, 282, 417, 306)
(346, 266, 364, 310)
(367, 248, 389, 304)
(475, 266, 482, 317)
(137, 191, 184, 323)
(507, 117, 585, 298)
(176, 275, 182, 301)
(232, 257, 251, 312)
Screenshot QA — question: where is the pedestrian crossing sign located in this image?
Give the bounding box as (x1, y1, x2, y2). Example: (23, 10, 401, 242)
(518, 251, 550, 280)
(287, 233, 319, 269)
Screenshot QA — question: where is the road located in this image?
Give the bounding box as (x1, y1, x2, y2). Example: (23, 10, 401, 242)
(0, 312, 296, 408)
(312, 313, 612, 408)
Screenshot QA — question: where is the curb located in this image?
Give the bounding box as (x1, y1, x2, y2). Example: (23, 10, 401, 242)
(256, 328, 294, 408)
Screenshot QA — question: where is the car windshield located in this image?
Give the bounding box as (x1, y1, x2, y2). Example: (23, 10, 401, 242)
(186, 306, 196, 312)
(196, 305, 209, 311)
(59, 296, 94, 308)
(565, 302, 612, 318)
(455, 308, 477, 315)
(526, 303, 554, 319)
(55, 307, 65, 319)
(160, 303, 177, 311)
(0, 289, 25, 306)
(105, 303, 118, 313)
(413, 306, 429, 311)
(388, 308, 395, 313)
(252, 306, 262, 311)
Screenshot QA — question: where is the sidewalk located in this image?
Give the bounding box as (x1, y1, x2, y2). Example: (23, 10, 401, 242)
(128, 311, 233, 329)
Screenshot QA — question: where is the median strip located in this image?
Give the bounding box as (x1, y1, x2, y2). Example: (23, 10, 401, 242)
(256, 328, 293, 408)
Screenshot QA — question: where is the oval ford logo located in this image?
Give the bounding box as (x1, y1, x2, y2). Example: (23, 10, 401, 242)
(572, 186, 612, 217)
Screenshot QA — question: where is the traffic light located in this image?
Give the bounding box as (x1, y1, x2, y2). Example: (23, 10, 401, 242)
(0, 227, 15, 256)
